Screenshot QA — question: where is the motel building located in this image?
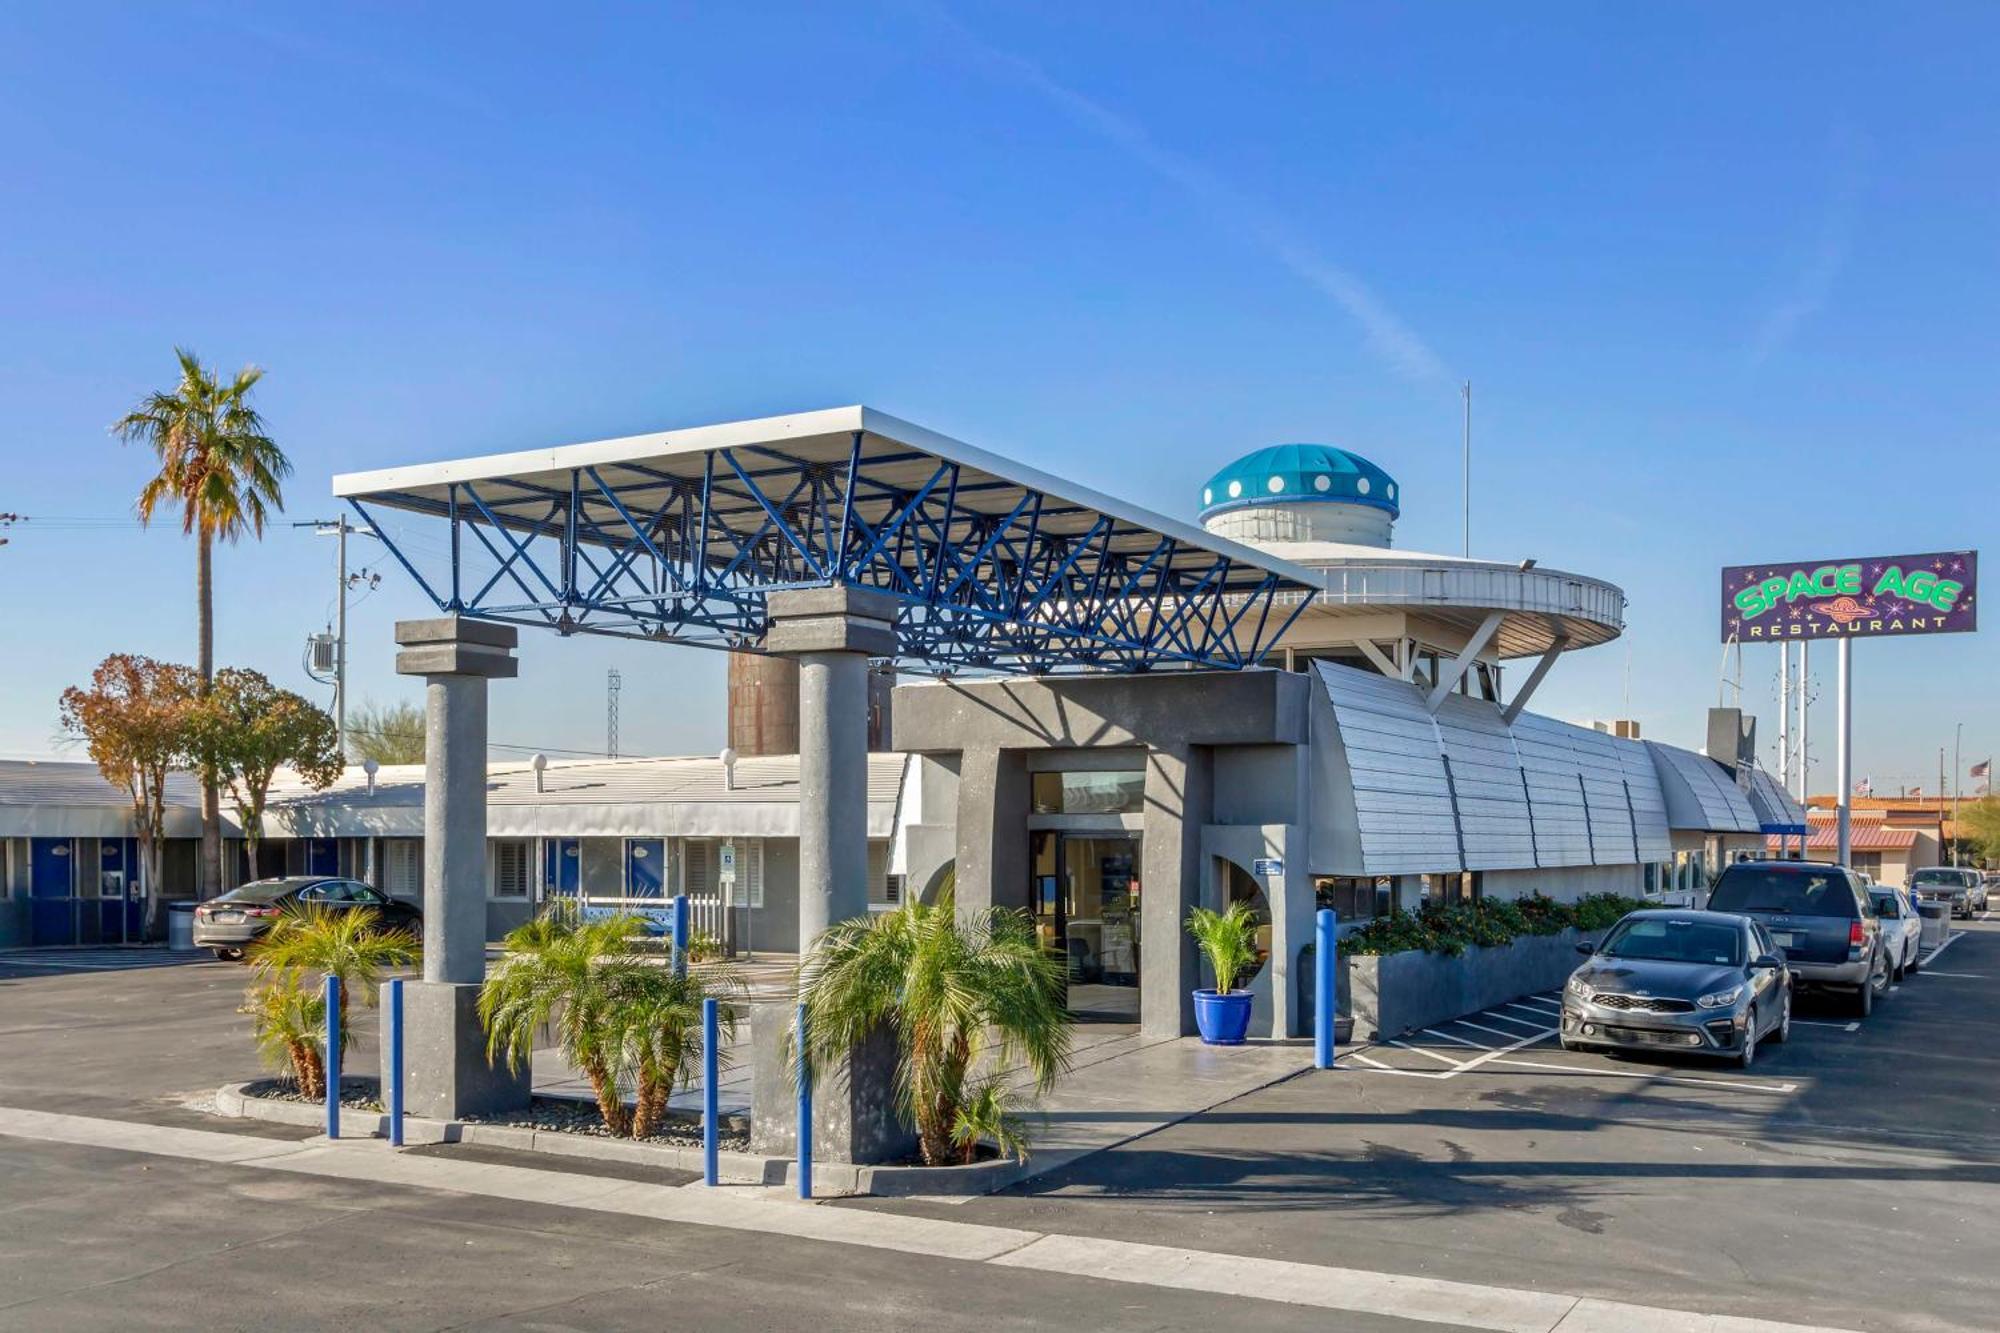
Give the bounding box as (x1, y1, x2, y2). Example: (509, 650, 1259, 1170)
(0, 414, 1804, 1054)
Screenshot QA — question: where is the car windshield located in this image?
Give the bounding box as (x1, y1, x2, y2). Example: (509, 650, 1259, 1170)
(1707, 869, 1858, 917)
(208, 879, 301, 905)
(1909, 870, 1964, 887)
(1599, 918, 1744, 966)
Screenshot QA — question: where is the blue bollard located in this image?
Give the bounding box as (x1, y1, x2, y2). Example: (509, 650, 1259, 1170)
(702, 997, 720, 1186)
(795, 1002, 812, 1200)
(671, 894, 690, 977)
(1315, 907, 1337, 1070)
(385, 977, 405, 1147)
(324, 973, 342, 1139)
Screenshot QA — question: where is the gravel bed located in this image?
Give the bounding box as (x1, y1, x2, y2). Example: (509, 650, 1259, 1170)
(240, 1078, 748, 1150)
(243, 1075, 383, 1112)
(462, 1097, 750, 1150)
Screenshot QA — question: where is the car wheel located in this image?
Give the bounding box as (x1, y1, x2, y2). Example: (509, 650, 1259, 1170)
(1767, 988, 1791, 1045)
(1856, 971, 1875, 1018)
(211, 947, 242, 962)
(1735, 1007, 1758, 1069)
(1907, 951, 1921, 976)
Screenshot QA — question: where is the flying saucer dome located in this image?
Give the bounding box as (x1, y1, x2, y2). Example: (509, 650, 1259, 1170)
(1199, 444, 1399, 522)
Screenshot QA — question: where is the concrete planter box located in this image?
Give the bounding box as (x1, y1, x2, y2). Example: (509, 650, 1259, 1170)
(1341, 928, 1585, 1041)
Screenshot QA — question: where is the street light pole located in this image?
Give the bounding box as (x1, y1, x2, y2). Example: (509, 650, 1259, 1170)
(1460, 381, 1471, 558)
(1953, 722, 1963, 867)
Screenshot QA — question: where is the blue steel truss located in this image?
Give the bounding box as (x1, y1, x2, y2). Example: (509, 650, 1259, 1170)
(347, 433, 1314, 674)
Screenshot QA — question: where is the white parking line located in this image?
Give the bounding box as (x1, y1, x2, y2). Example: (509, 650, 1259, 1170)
(1476, 1012, 1550, 1033)
(1917, 971, 1985, 979)
(1347, 1051, 1453, 1079)
(1420, 1028, 1493, 1050)
(1920, 932, 1965, 964)
(1489, 1057, 1798, 1096)
(1456, 1019, 1538, 1041)
(1388, 1040, 1468, 1067)
(1791, 1020, 1860, 1031)
(1504, 1000, 1561, 1017)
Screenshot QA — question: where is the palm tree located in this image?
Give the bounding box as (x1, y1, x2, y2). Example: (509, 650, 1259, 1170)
(247, 903, 420, 1043)
(615, 965, 744, 1138)
(114, 348, 290, 897)
(798, 896, 1074, 1166)
(480, 911, 653, 1136)
(240, 973, 328, 1098)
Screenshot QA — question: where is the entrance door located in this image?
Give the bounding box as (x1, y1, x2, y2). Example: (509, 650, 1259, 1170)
(30, 838, 75, 946)
(1029, 832, 1142, 1023)
(96, 838, 140, 944)
(304, 838, 340, 877)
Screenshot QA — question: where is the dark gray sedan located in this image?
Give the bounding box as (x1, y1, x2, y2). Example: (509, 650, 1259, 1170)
(1561, 910, 1791, 1069)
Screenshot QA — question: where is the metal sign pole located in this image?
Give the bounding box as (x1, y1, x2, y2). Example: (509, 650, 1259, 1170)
(1837, 638, 1853, 867)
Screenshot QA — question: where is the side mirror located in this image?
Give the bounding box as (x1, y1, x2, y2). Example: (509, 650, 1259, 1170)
(1575, 940, 1595, 956)
(1751, 954, 1783, 971)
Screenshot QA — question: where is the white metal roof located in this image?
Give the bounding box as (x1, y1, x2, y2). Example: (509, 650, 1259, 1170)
(333, 404, 1321, 595)
(0, 754, 907, 842)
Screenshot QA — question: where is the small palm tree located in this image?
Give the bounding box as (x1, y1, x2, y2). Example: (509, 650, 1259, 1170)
(481, 911, 652, 1136)
(799, 897, 1073, 1166)
(247, 903, 420, 1044)
(240, 973, 327, 1099)
(615, 965, 745, 1138)
(1186, 901, 1261, 995)
(115, 348, 290, 897)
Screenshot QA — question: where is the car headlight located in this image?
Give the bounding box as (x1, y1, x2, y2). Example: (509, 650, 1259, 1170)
(1565, 973, 1591, 1000)
(1696, 986, 1744, 1009)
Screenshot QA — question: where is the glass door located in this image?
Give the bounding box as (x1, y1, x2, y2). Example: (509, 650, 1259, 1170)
(1028, 831, 1142, 1023)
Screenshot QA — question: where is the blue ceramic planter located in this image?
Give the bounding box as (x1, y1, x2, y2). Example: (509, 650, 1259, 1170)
(1193, 988, 1253, 1045)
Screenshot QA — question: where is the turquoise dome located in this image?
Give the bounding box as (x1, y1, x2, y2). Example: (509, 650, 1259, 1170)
(1198, 444, 1400, 522)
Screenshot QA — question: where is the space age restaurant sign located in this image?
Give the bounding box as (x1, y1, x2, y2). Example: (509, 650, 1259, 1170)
(1721, 551, 1978, 642)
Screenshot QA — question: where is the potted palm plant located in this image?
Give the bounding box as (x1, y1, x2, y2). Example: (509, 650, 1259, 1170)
(1186, 900, 1260, 1045)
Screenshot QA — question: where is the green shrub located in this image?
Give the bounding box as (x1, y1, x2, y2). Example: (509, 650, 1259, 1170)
(1339, 892, 1651, 957)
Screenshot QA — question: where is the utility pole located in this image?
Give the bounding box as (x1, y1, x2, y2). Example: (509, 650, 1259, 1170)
(1460, 381, 1472, 558)
(1784, 644, 1800, 788)
(334, 515, 348, 756)
(606, 668, 622, 759)
(1836, 639, 1852, 867)
(1952, 723, 1963, 867)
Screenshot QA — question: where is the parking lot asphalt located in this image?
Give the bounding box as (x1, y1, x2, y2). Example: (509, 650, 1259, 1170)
(2, 923, 1996, 1331)
(858, 918, 2000, 1333)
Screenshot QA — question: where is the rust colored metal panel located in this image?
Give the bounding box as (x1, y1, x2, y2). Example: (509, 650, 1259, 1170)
(727, 653, 799, 757)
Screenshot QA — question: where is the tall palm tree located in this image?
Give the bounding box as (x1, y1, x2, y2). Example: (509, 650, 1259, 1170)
(114, 348, 290, 897)
(798, 896, 1074, 1165)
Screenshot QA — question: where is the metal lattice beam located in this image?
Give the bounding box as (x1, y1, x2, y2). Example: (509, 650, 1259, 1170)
(343, 423, 1316, 675)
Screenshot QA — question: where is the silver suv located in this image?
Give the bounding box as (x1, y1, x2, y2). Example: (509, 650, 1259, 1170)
(1908, 867, 1988, 919)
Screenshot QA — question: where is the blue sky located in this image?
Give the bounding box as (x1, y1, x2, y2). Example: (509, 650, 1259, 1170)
(1, 3, 1994, 794)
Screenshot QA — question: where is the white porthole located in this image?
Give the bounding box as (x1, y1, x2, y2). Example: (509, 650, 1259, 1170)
(1312, 474, 1331, 493)
(1267, 475, 1284, 494)
(1227, 480, 1242, 499)
(1356, 477, 1371, 495)
(1387, 483, 1396, 500)
(1203, 487, 1213, 505)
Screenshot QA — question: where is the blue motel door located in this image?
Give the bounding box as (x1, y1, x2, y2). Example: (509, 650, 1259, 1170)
(29, 838, 75, 946)
(625, 839, 665, 898)
(97, 838, 142, 943)
(543, 839, 580, 896)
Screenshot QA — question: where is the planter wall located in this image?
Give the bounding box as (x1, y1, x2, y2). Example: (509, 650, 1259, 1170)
(1341, 928, 1586, 1041)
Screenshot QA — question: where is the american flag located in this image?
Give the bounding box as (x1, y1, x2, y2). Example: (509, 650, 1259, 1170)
(1854, 778, 1873, 797)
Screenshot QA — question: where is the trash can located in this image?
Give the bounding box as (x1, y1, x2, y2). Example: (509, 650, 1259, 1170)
(167, 901, 197, 953)
(1916, 900, 1951, 953)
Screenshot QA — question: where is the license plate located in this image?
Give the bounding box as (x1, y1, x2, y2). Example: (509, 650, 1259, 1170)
(216, 912, 242, 924)
(1772, 931, 1800, 948)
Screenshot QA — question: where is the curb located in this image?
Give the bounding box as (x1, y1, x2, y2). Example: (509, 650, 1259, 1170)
(212, 1047, 1309, 1199)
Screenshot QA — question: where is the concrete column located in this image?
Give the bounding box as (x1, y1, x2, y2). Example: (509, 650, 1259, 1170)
(393, 616, 529, 1120)
(1140, 744, 1212, 1039)
(753, 586, 904, 1165)
(796, 650, 870, 944)
(764, 587, 898, 950)
(951, 746, 1029, 916)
